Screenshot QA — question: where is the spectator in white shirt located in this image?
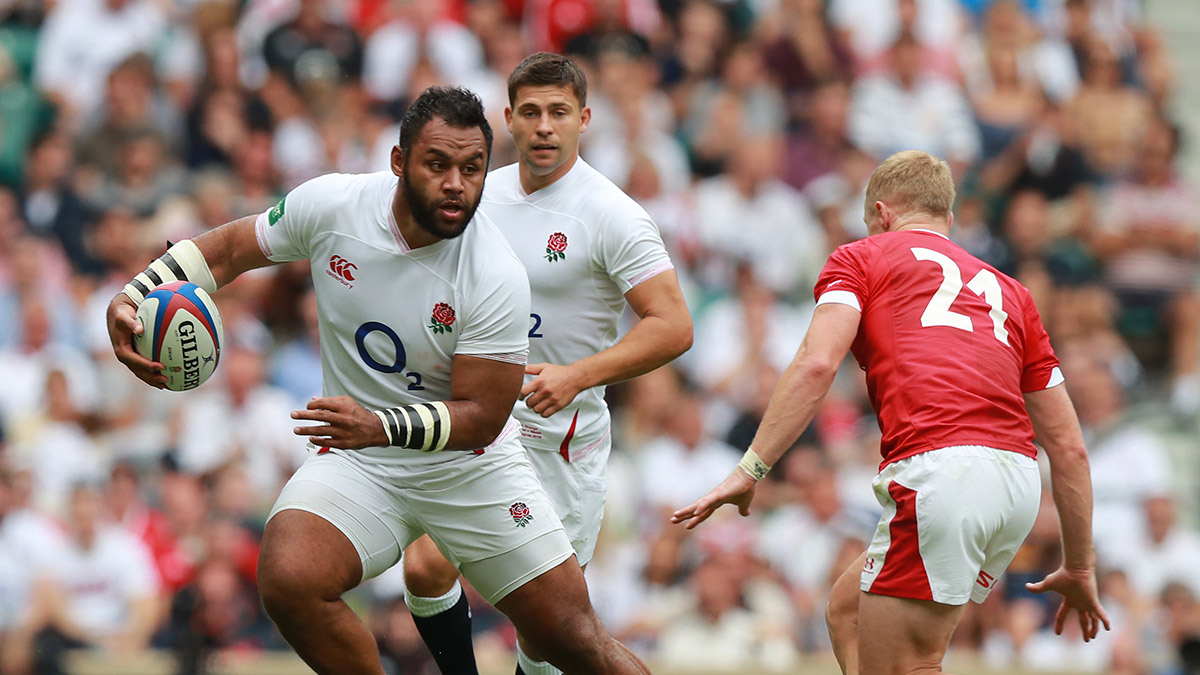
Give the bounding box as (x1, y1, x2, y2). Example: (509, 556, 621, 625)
(5, 483, 160, 674)
(33, 0, 166, 126)
(1112, 495, 1200, 601)
(849, 31, 982, 176)
(174, 345, 302, 507)
(691, 134, 827, 299)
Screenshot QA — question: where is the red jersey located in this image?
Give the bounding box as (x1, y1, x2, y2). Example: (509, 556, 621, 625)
(814, 229, 1062, 469)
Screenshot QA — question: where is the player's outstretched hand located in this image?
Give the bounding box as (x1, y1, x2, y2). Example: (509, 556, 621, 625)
(292, 396, 389, 449)
(106, 293, 167, 389)
(670, 468, 757, 530)
(521, 362, 586, 418)
(1025, 566, 1111, 642)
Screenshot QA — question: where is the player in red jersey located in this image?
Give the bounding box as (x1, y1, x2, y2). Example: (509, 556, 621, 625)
(672, 151, 1109, 674)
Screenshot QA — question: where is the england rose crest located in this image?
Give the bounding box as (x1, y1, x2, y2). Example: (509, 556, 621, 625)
(428, 302, 455, 334)
(544, 232, 568, 262)
(509, 502, 533, 527)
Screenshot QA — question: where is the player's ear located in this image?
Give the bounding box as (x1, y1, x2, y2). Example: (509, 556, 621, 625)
(390, 145, 404, 178)
(946, 212, 955, 230)
(579, 106, 591, 133)
(504, 107, 513, 133)
(874, 201, 891, 231)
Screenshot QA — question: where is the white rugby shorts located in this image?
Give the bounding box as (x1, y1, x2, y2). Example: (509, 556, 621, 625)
(859, 445, 1041, 605)
(268, 439, 574, 605)
(523, 431, 611, 566)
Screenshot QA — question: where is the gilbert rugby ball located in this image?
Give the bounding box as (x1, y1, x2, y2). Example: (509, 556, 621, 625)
(133, 281, 223, 391)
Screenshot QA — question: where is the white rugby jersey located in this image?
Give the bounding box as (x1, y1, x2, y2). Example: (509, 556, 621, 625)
(255, 171, 531, 466)
(481, 160, 673, 460)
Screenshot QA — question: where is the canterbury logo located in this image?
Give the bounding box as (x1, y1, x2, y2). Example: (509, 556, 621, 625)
(329, 255, 358, 281)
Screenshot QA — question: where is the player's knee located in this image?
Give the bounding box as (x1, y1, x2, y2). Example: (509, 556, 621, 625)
(525, 608, 609, 668)
(403, 547, 460, 597)
(826, 593, 857, 638)
(258, 551, 340, 621)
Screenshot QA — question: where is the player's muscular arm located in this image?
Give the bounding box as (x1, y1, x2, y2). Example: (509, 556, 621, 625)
(190, 215, 276, 286)
(293, 355, 524, 451)
(523, 270, 693, 417)
(672, 302, 859, 529)
(106, 215, 274, 388)
(1023, 384, 1111, 641)
(1023, 385, 1095, 570)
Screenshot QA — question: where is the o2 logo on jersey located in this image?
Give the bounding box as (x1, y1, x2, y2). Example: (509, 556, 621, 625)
(355, 321, 424, 390)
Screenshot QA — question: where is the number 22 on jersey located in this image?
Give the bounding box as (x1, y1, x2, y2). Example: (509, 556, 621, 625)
(911, 247, 1009, 345)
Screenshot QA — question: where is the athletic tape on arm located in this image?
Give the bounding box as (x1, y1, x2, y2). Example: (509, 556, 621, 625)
(122, 240, 218, 304)
(373, 401, 452, 452)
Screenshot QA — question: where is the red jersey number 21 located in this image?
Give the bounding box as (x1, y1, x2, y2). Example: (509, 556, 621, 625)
(911, 247, 1009, 345)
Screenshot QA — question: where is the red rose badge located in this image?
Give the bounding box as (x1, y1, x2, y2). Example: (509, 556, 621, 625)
(545, 232, 568, 262)
(509, 502, 533, 527)
(429, 302, 456, 334)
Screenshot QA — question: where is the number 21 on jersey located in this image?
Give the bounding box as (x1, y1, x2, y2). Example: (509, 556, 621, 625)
(911, 247, 1009, 345)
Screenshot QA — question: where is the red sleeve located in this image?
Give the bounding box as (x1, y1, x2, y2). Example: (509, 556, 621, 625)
(1019, 289, 1062, 392)
(814, 241, 871, 308)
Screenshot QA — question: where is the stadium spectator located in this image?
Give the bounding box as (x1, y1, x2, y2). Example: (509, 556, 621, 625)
(5, 483, 160, 675)
(849, 31, 982, 176)
(691, 134, 827, 298)
(1091, 115, 1200, 412)
(33, 0, 166, 125)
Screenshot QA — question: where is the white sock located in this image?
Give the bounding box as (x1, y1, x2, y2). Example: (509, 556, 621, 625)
(404, 580, 463, 618)
(517, 643, 563, 675)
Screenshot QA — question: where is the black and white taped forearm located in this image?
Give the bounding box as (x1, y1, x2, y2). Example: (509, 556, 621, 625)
(373, 402, 453, 452)
(122, 240, 218, 304)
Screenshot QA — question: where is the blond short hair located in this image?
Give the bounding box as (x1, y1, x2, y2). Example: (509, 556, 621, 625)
(864, 151, 956, 221)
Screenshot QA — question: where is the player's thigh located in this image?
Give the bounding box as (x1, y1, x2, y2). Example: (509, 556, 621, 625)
(265, 451, 415, 587)
(858, 592, 966, 675)
(405, 445, 574, 605)
(525, 439, 609, 566)
(402, 534, 460, 597)
(491, 554, 604, 654)
(860, 446, 1040, 605)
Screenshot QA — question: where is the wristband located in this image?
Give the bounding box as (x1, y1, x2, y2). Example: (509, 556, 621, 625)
(123, 240, 218, 305)
(373, 402, 452, 452)
(737, 447, 772, 481)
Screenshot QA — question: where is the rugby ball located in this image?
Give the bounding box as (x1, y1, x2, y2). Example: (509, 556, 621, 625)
(133, 281, 223, 391)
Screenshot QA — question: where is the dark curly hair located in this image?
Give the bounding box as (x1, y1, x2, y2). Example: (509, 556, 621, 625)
(398, 86, 493, 160)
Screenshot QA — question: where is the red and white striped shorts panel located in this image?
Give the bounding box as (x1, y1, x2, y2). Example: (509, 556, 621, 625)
(859, 445, 1041, 605)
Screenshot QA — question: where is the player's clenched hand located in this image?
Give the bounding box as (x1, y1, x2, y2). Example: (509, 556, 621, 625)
(1025, 566, 1111, 642)
(106, 293, 167, 389)
(292, 396, 389, 449)
(669, 468, 757, 530)
(520, 363, 586, 418)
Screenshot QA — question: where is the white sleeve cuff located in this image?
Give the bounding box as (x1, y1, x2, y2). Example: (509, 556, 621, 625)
(1045, 366, 1065, 389)
(816, 290, 862, 312)
(255, 211, 276, 259)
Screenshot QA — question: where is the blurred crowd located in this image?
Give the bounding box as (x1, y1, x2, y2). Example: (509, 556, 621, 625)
(0, 0, 1197, 673)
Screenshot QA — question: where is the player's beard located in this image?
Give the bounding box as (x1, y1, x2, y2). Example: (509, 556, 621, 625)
(402, 170, 479, 241)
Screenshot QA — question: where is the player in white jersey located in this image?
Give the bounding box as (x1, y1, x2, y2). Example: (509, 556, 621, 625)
(105, 87, 651, 675)
(401, 54, 693, 675)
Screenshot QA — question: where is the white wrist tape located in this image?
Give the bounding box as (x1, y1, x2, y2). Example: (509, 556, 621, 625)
(373, 401, 452, 452)
(122, 240, 218, 304)
(737, 447, 772, 481)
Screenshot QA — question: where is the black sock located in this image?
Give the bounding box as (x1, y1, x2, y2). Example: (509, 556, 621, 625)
(410, 592, 479, 675)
